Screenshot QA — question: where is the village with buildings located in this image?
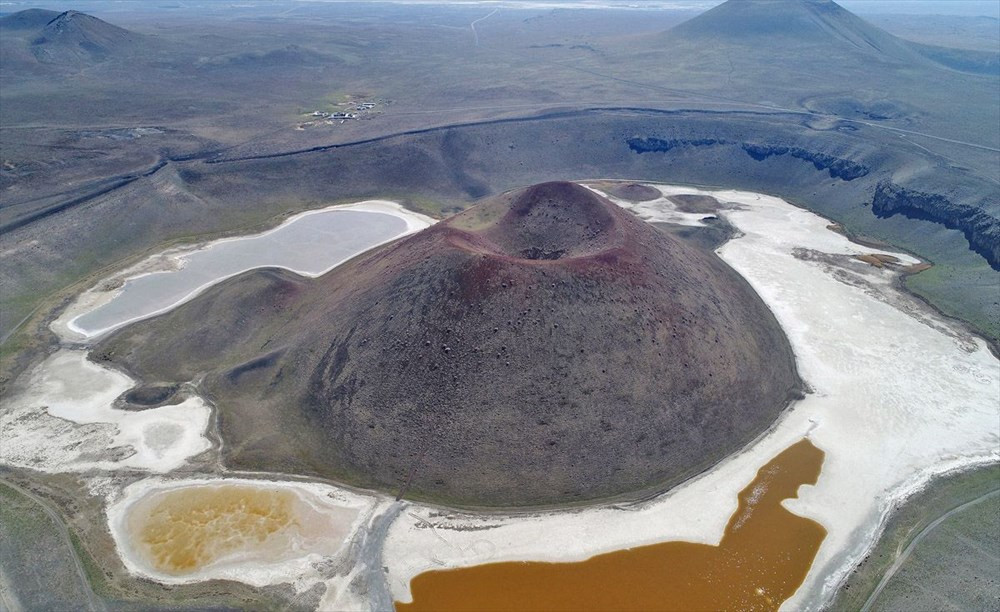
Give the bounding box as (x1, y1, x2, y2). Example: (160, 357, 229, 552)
(296, 97, 386, 130)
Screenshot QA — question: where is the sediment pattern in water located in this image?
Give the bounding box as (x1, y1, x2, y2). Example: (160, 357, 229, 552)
(397, 438, 826, 612)
(128, 485, 302, 574)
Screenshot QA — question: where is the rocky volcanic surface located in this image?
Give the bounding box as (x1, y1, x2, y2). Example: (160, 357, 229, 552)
(97, 182, 800, 506)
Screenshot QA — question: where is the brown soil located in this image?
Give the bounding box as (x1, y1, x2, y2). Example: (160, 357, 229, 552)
(129, 487, 299, 574)
(904, 262, 933, 274)
(98, 182, 800, 507)
(123, 484, 357, 576)
(854, 253, 902, 268)
(854, 254, 887, 268)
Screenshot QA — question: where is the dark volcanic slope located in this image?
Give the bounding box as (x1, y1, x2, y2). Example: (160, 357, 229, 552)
(0, 8, 61, 30)
(1, 10, 137, 65)
(98, 182, 799, 507)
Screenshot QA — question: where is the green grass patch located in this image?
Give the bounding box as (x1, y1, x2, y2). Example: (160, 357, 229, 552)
(905, 262, 1000, 345)
(830, 463, 1000, 611)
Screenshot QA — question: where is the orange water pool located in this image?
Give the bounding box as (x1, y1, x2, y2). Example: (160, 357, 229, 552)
(397, 438, 826, 612)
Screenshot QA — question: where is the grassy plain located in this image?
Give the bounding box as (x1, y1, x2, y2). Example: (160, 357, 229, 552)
(830, 464, 1000, 611)
(0, 481, 100, 611)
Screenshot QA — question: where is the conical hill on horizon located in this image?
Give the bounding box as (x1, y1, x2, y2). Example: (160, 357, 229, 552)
(650, 0, 997, 74)
(0, 9, 138, 65)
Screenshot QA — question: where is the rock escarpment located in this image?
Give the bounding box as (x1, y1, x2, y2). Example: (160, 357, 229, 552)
(872, 182, 1000, 269)
(627, 137, 870, 181)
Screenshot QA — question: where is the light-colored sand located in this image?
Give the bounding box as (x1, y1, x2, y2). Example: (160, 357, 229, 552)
(586, 184, 712, 227)
(106, 478, 377, 589)
(384, 185, 998, 611)
(0, 349, 211, 472)
(51, 200, 435, 343)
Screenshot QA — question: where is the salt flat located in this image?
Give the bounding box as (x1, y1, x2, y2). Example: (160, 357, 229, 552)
(384, 185, 999, 611)
(591, 184, 712, 226)
(0, 349, 212, 473)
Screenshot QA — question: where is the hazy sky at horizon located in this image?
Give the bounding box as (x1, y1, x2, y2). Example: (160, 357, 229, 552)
(838, 1, 998, 18)
(1, 0, 998, 18)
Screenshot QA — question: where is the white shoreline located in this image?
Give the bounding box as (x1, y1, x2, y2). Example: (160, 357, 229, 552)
(105, 477, 379, 589)
(52, 200, 435, 343)
(0, 349, 212, 473)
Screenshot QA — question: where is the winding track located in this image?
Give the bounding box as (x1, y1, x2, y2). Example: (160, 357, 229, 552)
(470, 8, 499, 47)
(360, 502, 405, 612)
(0, 478, 104, 612)
(859, 487, 1000, 612)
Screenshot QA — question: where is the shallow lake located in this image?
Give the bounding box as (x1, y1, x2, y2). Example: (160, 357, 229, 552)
(70, 208, 410, 337)
(397, 439, 825, 612)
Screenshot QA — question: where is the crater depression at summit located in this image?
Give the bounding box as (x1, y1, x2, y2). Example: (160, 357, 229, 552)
(97, 182, 801, 506)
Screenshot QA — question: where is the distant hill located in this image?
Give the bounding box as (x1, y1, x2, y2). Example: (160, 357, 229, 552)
(195, 44, 331, 70)
(0, 9, 138, 66)
(31, 10, 137, 63)
(908, 42, 999, 76)
(667, 0, 915, 52)
(658, 0, 997, 75)
(0, 8, 61, 30)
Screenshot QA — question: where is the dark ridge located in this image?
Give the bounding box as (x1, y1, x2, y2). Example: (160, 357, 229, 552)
(626, 134, 997, 267)
(0, 108, 793, 237)
(202, 107, 801, 165)
(741, 144, 869, 180)
(627, 137, 869, 181)
(872, 182, 1000, 270)
(0, 161, 167, 235)
(226, 350, 285, 383)
(628, 137, 723, 152)
(123, 384, 180, 408)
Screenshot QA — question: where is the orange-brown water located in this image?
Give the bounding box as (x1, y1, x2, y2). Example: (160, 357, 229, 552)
(129, 486, 299, 574)
(396, 438, 826, 612)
